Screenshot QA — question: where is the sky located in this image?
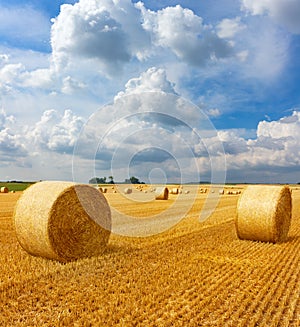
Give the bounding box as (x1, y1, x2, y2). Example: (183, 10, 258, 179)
(0, 0, 300, 184)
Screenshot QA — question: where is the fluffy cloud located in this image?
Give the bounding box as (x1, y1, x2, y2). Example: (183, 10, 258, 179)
(2, 70, 300, 183)
(50, 0, 150, 75)
(0, 110, 27, 167)
(242, 0, 300, 34)
(138, 3, 234, 66)
(217, 17, 246, 39)
(217, 130, 249, 155)
(0, 63, 24, 91)
(0, 108, 85, 179)
(221, 111, 300, 182)
(0, 109, 15, 129)
(71, 67, 226, 183)
(28, 109, 85, 154)
(117, 67, 177, 97)
(49, 0, 237, 80)
(257, 111, 300, 138)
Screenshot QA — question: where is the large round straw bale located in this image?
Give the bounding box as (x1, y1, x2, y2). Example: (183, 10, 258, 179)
(236, 185, 291, 243)
(124, 188, 132, 194)
(155, 187, 169, 200)
(13, 181, 111, 262)
(1, 186, 9, 193)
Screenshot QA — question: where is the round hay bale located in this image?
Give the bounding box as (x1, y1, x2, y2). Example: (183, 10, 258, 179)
(236, 185, 292, 243)
(1, 186, 9, 193)
(155, 187, 169, 200)
(98, 187, 107, 193)
(170, 188, 179, 195)
(124, 188, 132, 194)
(184, 190, 190, 194)
(13, 181, 111, 262)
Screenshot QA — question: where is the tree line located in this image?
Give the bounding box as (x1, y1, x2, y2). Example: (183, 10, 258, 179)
(89, 176, 144, 184)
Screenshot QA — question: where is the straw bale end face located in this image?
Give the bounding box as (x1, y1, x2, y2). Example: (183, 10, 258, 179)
(0, 186, 9, 193)
(155, 187, 169, 200)
(13, 181, 111, 262)
(236, 185, 292, 243)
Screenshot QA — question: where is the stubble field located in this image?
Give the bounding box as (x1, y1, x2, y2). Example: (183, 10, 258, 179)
(0, 185, 299, 326)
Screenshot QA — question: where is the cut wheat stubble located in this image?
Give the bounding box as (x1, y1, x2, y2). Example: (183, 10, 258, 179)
(13, 181, 111, 262)
(236, 185, 292, 243)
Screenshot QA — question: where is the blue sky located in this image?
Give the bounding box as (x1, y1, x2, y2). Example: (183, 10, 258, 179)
(0, 0, 300, 184)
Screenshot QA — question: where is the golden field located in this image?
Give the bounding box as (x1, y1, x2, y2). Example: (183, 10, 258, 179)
(0, 185, 299, 326)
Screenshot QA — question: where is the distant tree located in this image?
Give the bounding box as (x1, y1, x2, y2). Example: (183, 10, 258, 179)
(89, 177, 100, 184)
(128, 176, 144, 184)
(89, 177, 107, 184)
(108, 176, 114, 184)
(130, 176, 140, 184)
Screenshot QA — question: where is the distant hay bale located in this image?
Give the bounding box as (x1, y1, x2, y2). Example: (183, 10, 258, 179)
(219, 189, 224, 195)
(170, 188, 179, 194)
(98, 187, 107, 193)
(184, 190, 190, 194)
(155, 187, 169, 200)
(124, 188, 132, 194)
(13, 181, 111, 262)
(0, 186, 9, 193)
(236, 185, 292, 243)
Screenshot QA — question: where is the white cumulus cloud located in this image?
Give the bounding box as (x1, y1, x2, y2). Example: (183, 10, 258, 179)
(117, 67, 177, 97)
(138, 3, 234, 66)
(257, 111, 300, 139)
(220, 110, 300, 182)
(217, 17, 246, 39)
(242, 0, 300, 34)
(50, 0, 150, 75)
(0, 109, 27, 166)
(27, 109, 85, 154)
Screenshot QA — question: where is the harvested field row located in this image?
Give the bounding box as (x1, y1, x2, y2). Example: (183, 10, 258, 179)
(0, 187, 299, 326)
